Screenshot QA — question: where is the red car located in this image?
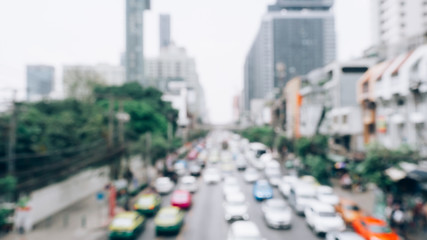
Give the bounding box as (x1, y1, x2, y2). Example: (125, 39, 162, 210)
(352, 216, 399, 240)
(171, 190, 192, 209)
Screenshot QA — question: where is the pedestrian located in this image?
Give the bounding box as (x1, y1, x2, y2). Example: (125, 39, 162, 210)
(392, 206, 406, 237)
(422, 202, 427, 233)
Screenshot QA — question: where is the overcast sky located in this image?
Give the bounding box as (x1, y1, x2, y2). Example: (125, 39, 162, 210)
(0, 0, 372, 124)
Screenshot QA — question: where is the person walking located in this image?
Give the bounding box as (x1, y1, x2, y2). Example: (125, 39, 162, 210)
(392, 206, 406, 238)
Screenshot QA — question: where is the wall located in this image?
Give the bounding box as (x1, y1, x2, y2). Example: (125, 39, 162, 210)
(28, 166, 110, 226)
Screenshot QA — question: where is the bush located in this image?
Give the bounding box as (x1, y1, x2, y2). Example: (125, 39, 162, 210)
(304, 155, 332, 185)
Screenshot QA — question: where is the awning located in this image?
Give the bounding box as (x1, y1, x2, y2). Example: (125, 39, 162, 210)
(385, 167, 407, 182)
(407, 169, 427, 182)
(410, 112, 425, 124)
(390, 114, 404, 124)
(328, 153, 346, 163)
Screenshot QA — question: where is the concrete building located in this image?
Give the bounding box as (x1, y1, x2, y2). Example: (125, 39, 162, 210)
(26, 65, 55, 101)
(159, 14, 171, 49)
(244, 0, 335, 111)
(126, 0, 150, 85)
(373, 45, 427, 157)
(285, 77, 301, 139)
(145, 44, 206, 123)
(370, 0, 427, 58)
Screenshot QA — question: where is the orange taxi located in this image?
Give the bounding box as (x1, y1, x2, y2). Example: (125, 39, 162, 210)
(335, 198, 363, 224)
(352, 216, 398, 240)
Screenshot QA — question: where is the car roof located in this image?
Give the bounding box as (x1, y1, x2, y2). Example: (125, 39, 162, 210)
(309, 201, 335, 212)
(226, 192, 245, 202)
(159, 206, 180, 215)
(265, 198, 287, 207)
(231, 221, 260, 237)
(115, 211, 138, 219)
(157, 177, 171, 181)
(317, 185, 334, 193)
(361, 216, 387, 225)
(182, 176, 196, 182)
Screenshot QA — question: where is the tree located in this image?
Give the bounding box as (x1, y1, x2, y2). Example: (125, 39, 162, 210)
(240, 126, 275, 149)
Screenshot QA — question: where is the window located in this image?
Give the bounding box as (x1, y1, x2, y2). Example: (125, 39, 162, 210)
(343, 115, 348, 124)
(362, 82, 369, 93)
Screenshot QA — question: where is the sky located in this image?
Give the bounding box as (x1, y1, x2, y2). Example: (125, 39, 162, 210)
(0, 0, 372, 124)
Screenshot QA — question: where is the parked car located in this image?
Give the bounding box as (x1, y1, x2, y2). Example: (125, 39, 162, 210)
(154, 207, 185, 235)
(304, 201, 346, 236)
(261, 199, 292, 229)
(335, 198, 364, 224)
(171, 190, 192, 209)
(244, 168, 259, 183)
(204, 168, 221, 184)
(133, 194, 161, 216)
(109, 212, 145, 239)
(223, 192, 249, 221)
(253, 180, 273, 201)
(178, 176, 198, 193)
(326, 231, 365, 240)
(352, 216, 398, 240)
(155, 177, 174, 194)
(227, 221, 264, 240)
(279, 176, 298, 198)
(316, 186, 339, 206)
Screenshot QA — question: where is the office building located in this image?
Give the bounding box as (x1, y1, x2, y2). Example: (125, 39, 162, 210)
(126, 0, 150, 85)
(26, 65, 54, 101)
(244, 0, 336, 110)
(159, 14, 171, 49)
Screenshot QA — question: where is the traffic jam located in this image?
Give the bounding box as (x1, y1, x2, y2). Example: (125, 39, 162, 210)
(108, 131, 399, 240)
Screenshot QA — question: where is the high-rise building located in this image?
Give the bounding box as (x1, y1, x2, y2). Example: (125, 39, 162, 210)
(126, 0, 150, 85)
(370, 0, 427, 57)
(26, 65, 54, 101)
(159, 14, 171, 49)
(244, 0, 336, 110)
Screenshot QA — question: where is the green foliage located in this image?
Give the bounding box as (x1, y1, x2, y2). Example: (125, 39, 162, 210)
(0, 176, 16, 196)
(294, 135, 328, 158)
(352, 143, 418, 191)
(240, 126, 275, 148)
(304, 155, 332, 185)
(188, 129, 209, 142)
(276, 135, 293, 155)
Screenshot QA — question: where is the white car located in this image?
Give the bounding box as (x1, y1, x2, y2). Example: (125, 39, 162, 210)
(227, 221, 264, 240)
(204, 168, 221, 184)
(326, 232, 365, 240)
(223, 192, 249, 221)
(279, 176, 298, 198)
(316, 186, 339, 206)
(244, 168, 259, 183)
(155, 177, 174, 194)
(223, 180, 241, 196)
(289, 182, 316, 215)
(235, 157, 247, 171)
(178, 176, 198, 193)
(304, 201, 346, 235)
(262, 199, 292, 229)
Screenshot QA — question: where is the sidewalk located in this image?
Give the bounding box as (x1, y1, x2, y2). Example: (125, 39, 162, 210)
(331, 179, 375, 215)
(3, 194, 110, 240)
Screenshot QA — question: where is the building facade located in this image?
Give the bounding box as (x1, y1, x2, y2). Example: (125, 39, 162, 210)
(126, 0, 150, 85)
(244, 0, 335, 111)
(159, 14, 171, 49)
(26, 65, 55, 101)
(285, 77, 301, 139)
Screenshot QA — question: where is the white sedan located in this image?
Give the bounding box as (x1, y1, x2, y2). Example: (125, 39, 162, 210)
(304, 201, 345, 235)
(316, 185, 339, 206)
(155, 177, 174, 194)
(178, 176, 198, 193)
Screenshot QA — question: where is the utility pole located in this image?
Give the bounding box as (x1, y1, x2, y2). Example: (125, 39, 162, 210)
(108, 97, 114, 148)
(7, 90, 17, 175)
(118, 100, 124, 145)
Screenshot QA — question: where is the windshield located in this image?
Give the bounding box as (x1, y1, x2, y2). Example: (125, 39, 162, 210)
(173, 193, 188, 201)
(138, 197, 154, 205)
(369, 225, 392, 233)
(157, 213, 177, 221)
(318, 212, 337, 217)
(345, 205, 360, 211)
(299, 194, 315, 199)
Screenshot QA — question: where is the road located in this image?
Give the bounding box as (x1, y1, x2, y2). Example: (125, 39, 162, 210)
(133, 167, 320, 240)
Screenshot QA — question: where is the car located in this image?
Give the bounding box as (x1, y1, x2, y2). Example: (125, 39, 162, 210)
(244, 168, 259, 183)
(265, 168, 281, 187)
(221, 162, 235, 178)
(316, 186, 339, 206)
(154, 206, 185, 235)
(178, 176, 198, 193)
(235, 157, 247, 171)
(189, 164, 202, 177)
(155, 177, 175, 194)
(300, 175, 320, 186)
(109, 212, 145, 239)
(335, 198, 364, 224)
(253, 180, 273, 201)
(223, 179, 241, 196)
(326, 232, 365, 240)
(279, 176, 298, 198)
(174, 160, 187, 176)
(171, 190, 192, 209)
(289, 182, 316, 215)
(352, 216, 398, 240)
(261, 199, 292, 229)
(223, 192, 249, 221)
(133, 194, 161, 216)
(196, 158, 206, 168)
(204, 168, 221, 184)
(227, 221, 264, 240)
(304, 201, 346, 236)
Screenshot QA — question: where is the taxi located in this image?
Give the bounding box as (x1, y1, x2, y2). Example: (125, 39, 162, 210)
(352, 216, 398, 240)
(335, 198, 364, 224)
(109, 212, 145, 239)
(133, 194, 161, 216)
(155, 206, 185, 235)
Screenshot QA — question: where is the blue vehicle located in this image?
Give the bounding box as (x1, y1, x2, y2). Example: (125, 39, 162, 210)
(253, 180, 273, 201)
